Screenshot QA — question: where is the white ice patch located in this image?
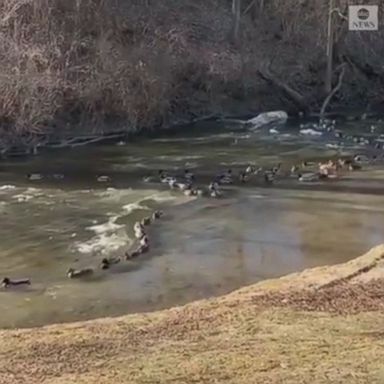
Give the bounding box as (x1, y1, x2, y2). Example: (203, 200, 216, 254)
(122, 202, 150, 214)
(13, 194, 34, 202)
(300, 129, 323, 136)
(86, 215, 124, 235)
(0, 185, 16, 190)
(74, 232, 132, 255)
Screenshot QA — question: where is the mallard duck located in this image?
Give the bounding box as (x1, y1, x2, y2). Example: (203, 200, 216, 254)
(141, 216, 151, 226)
(27, 173, 43, 181)
(97, 175, 111, 182)
(100, 257, 121, 270)
(135, 227, 146, 239)
(245, 165, 255, 174)
(239, 172, 249, 183)
(348, 163, 362, 171)
(196, 189, 206, 197)
(184, 189, 195, 196)
(67, 267, 94, 278)
(264, 171, 274, 183)
(137, 236, 149, 253)
(272, 163, 282, 174)
(334, 131, 343, 138)
(210, 190, 221, 198)
(208, 182, 219, 192)
(52, 174, 64, 180)
(297, 172, 320, 182)
(159, 170, 176, 184)
(168, 178, 178, 188)
(143, 175, 157, 183)
(218, 169, 233, 184)
(184, 169, 195, 183)
(353, 154, 370, 163)
(2, 277, 31, 288)
(301, 161, 316, 167)
(176, 182, 191, 191)
(134, 221, 144, 232)
(152, 210, 163, 220)
(125, 249, 140, 260)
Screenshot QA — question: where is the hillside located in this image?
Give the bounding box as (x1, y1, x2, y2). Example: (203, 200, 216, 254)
(0, 0, 384, 150)
(1, 245, 384, 384)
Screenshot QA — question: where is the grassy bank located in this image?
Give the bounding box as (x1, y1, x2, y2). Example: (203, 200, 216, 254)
(1, 245, 384, 384)
(1, 0, 384, 149)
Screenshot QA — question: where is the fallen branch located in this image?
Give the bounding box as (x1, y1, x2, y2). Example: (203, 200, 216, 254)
(257, 63, 308, 110)
(319, 62, 346, 120)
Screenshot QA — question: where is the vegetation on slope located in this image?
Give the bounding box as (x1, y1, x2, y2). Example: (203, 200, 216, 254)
(0, 0, 383, 147)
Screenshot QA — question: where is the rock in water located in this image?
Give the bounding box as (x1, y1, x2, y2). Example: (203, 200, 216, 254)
(245, 111, 288, 130)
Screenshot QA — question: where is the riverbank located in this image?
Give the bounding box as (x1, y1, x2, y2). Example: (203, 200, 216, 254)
(1, 0, 384, 151)
(1, 245, 383, 384)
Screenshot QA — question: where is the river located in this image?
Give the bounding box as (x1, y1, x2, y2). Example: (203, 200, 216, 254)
(1, 118, 384, 328)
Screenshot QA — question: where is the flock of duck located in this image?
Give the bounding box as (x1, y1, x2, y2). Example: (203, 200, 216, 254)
(1, 209, 164, 288)
(2, 118, 379, 290)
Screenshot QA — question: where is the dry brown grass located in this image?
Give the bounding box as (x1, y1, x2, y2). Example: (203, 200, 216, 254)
(1, 245, 384, 384)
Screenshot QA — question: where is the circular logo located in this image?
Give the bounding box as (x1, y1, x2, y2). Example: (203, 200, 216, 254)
(357, 8, 370, 20)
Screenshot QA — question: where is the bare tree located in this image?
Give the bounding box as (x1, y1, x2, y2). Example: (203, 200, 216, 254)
(325, 0, 334, 94)
(231, 0, 241, 45)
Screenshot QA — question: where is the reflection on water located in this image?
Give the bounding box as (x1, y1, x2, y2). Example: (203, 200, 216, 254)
(1, 119, 384, 328)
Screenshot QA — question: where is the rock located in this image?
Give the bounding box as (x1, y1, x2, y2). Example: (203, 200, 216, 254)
(245, 111, 288, 130)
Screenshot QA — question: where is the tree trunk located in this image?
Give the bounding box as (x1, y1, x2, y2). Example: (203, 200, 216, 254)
(325, 0, 334, 94)
(231, 0, 241, 45)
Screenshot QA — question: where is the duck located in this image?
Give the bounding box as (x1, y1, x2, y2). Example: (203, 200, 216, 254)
(210, 190, 221, 198)
(159, 170, 176, 184)
(184, 169, 195, 183)
(168, 178, 178, 189)
(134, 221, 144, 232)
(67, 267, 94, 278)
(208, 181, 219, 192)
(100, 257, 121, 270)
(348, 163, 362, 171)
(134, 227, 146, 239)
(137, 236, 150, 253)
(245, 165, 255, 174)
(254, 167, 263, 175)
(217, 169, 233, 184)
(52, 174, 64, 180)
(297, 172, 321, 182)
(143, 175, 157, 183)
(141, 216, 151, 226)
(196, 188, 206, 197)
(27, 173, 43, 181)
(97, 175, 111, 182)
(264, 171, 275, 183)
(152, 210, 163, 220)
(2, 277, 31, 288)
(239, 171, 249, 183)
(125, 249, 141, 260)
(301, 161, 316, 168)
(353, 154, 370, 163)
(184, 189, 195, 196)
(176, 182, 191, 191)
(290, 165, 299, 174)
(271, 163, 282, 175)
